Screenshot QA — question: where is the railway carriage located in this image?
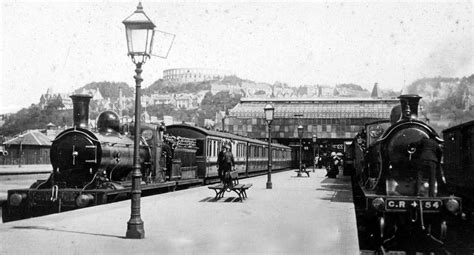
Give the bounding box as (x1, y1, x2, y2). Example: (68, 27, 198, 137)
(166, 124, 292, 183)
(442, 120, 474, 212)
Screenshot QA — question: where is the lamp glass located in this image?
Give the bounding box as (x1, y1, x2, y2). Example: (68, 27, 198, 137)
(264, 104, 274, 122)
(125, 27, 155, 56)
(312, 135, 317, 143)
(123, 3, 156, 60)
(297, 125, 303, 138)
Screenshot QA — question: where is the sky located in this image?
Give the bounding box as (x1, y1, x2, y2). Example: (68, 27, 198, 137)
(1, 0, 473, 114)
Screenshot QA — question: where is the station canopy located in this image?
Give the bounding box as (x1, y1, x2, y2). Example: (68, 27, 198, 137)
(229, 98, 400, 119)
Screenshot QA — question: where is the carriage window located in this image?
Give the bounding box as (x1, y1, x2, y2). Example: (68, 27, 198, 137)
(196, 139, 204, 156)
(213, 140, 216, 157)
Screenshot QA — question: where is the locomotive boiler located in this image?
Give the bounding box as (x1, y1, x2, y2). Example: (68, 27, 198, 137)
(351, 94, 462, 250)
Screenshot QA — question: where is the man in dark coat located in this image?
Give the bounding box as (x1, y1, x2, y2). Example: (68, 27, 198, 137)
(217, 143, 234, 184)
(162, 137, 174, 181)
(414, 136, 442, 196)
(217, 144, 227, 183)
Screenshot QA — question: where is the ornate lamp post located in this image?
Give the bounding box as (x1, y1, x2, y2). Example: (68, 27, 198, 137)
(312, 135, 317, 172)
(123, 2, 156, 239)
(264, 104, 274, 189)
(297, 125, 304, 177)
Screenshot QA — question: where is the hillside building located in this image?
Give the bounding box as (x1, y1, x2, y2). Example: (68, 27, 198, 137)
(163, 68, 233, 83)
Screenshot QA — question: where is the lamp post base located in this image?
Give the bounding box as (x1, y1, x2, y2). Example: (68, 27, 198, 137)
(126, 221, 145, 239)
(266, 182, 272, 189)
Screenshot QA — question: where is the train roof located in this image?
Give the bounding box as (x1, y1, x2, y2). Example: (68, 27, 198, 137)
(442, 120, 474, 134)
(166, 124, 290, 149)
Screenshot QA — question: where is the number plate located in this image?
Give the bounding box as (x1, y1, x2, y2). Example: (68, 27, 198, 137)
(385, 199, 442, 211)
(32, 191, 79, 203)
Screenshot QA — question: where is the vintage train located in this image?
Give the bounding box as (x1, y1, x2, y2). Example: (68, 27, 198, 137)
(348, 94, 462, 249)
(442, 120, 474, 213)
(3, 94, 292, 222)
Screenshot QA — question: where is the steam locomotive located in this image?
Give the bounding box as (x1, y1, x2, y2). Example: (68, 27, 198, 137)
(3, 94, 292, 222)
(349, 95, 462, 249)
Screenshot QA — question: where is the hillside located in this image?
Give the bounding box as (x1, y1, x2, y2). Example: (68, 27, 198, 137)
(0, 74, 472, 137)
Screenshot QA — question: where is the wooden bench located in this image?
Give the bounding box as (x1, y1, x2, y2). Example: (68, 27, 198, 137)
(208, 171, 252, 201)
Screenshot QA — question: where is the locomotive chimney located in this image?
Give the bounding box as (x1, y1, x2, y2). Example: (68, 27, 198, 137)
(70, 94, 93, 128)
(398, 94, 422, 120)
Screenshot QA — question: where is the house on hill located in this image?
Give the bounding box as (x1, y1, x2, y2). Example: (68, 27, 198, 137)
(38, 88, 73, 110)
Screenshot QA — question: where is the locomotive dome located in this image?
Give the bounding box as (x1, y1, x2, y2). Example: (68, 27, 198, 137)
(97, 111, 120, 134)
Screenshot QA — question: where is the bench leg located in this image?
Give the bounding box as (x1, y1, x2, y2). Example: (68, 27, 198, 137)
(242, 189, 248, 199)
(232, 189, 243, 202)
(212, 189, 220, 199)
(212, 189, 225, 199)
(218, 189, 225, 199)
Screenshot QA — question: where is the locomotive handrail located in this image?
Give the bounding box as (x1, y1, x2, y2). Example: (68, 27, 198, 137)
(378, 120, 444, 143)
(53, 129, 100, 143)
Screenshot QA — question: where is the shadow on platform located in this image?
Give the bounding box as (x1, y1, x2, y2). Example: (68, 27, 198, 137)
(12, 225, 123, 239)
(199, 197, 243, 203)
(317, 182, 353, 203)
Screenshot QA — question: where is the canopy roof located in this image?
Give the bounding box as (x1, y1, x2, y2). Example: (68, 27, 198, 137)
(230, 98, 399, 119)
(4, 130, 52, 146)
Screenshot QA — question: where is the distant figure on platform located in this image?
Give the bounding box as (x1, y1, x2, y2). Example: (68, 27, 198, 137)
(326, 152, 341, 178)
(314, 155, 320, 172)
(217, 142, 235, 185)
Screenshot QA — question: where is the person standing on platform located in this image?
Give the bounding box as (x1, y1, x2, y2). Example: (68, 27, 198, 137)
(217, 142, 235, 185)
(217, 143, 227, 183)
(314, 155, 320, 171)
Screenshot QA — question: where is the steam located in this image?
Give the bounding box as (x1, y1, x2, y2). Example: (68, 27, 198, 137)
(418, 38, 473, 77)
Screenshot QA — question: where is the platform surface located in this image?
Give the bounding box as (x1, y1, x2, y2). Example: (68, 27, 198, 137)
(0, 169, 359, 255)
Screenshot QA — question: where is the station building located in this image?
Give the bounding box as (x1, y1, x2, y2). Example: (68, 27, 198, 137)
(224, 97, 399, 167)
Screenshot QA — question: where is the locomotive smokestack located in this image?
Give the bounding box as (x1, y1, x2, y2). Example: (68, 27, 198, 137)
(70, 94, 93, 128)
(398, 94, 422, 120)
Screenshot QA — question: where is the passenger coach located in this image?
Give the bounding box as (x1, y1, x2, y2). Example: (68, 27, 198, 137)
(166, 124, 292, 183)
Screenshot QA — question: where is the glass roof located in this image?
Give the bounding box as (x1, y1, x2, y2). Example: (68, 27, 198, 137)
(229, 99, 399, 119)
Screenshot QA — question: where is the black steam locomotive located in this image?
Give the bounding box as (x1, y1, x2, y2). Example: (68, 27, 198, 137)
(3, 94, 292, 222)
(350, 95, 462, 249)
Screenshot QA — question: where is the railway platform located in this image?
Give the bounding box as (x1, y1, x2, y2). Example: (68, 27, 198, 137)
(0, 169, 359, 254)
(0, 164, 51, 175)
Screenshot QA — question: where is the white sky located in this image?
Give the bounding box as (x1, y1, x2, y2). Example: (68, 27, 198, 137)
(1, 0, 473, 114)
